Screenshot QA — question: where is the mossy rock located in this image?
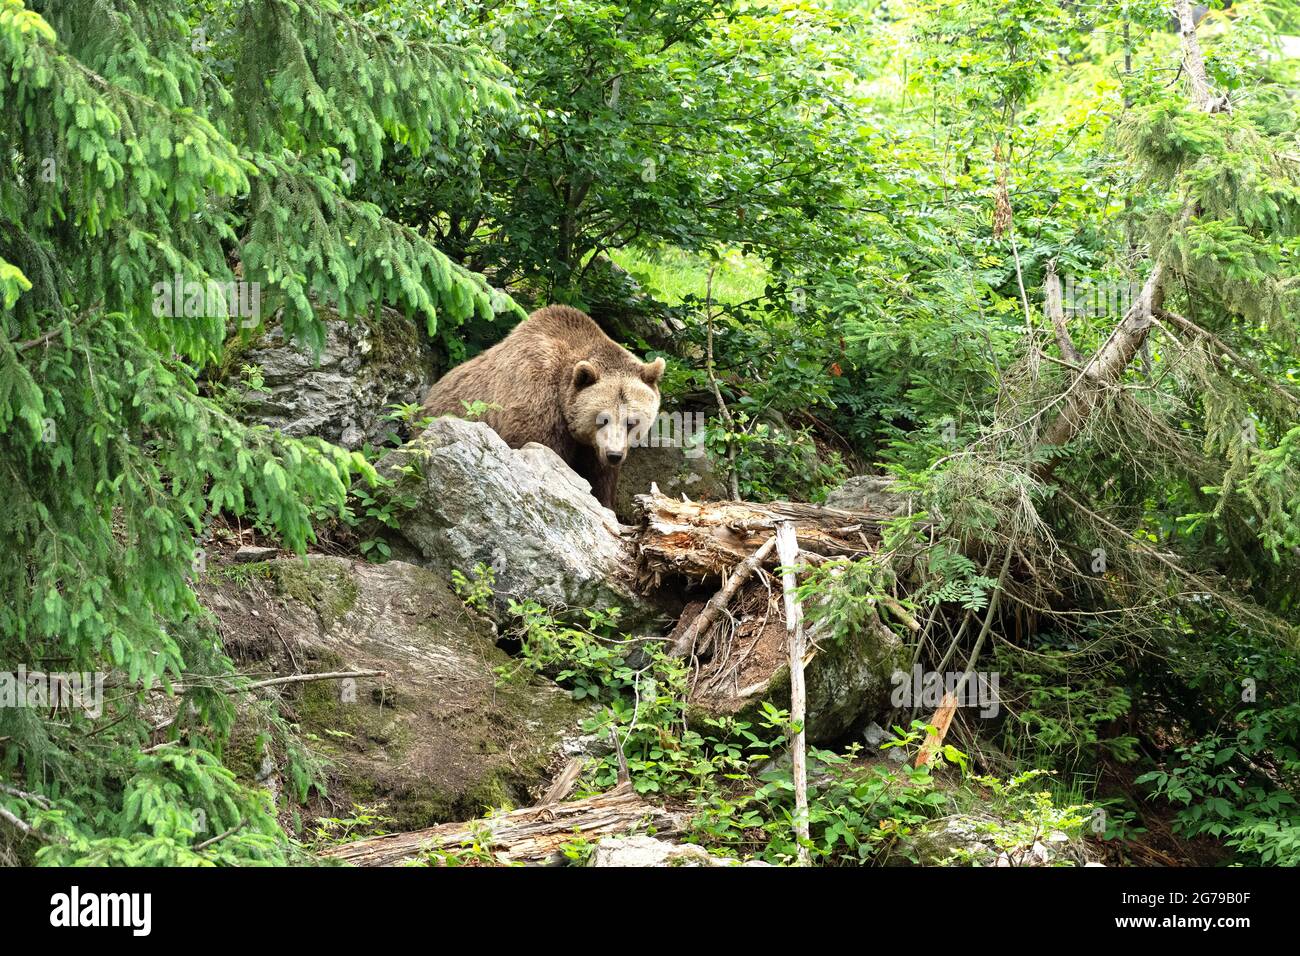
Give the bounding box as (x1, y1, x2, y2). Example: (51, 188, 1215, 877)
(229, 304, 439, 449)
(686, 606, 907, 744)
(269, 559, 360, 631)
(206, 555, 596, 833)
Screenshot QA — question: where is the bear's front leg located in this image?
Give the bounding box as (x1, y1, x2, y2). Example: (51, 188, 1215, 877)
(588, 464, 619, 511)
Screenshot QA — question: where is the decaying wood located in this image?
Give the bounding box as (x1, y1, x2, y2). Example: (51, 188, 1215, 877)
(0, 803, 46, 842)
(774, 520, 811, 866)
(540, 756, 585, 806)
(1043, 260, 1083, 364)
(321, 783, 683, 867)
(914, 691, 959, 769)
(667, 536, 776, 659)
(633, 490, 897, 584)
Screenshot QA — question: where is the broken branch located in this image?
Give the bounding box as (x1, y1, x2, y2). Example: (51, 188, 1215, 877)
(668, 536, 777, 658)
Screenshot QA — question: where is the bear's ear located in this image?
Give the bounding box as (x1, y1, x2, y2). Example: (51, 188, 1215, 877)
(641, 357, 666, 388)
(572, 360, 600, 390)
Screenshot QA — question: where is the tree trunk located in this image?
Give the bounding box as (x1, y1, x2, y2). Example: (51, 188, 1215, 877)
(1035, 0, 1221, 454)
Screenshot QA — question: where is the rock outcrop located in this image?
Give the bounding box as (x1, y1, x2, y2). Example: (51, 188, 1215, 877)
(613, 434, 725, 521)
(588, 834, 770, 867)
(203, 555, 596, 831)
(824, 475, 910, 516)
(903, 813, 1097, 867)
(234, 306, 439, 450)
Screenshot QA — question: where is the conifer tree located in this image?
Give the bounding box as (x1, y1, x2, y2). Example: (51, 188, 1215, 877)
(0, 0, 514, 862)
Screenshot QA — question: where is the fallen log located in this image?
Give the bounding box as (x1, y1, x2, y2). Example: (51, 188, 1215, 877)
(320, 783, 684, 867)
(632, 489, 902, 584)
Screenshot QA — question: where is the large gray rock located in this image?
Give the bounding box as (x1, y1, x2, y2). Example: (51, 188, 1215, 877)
(202, 555, 596, 831)
(377, 417, 662, 627)
(235, 306, 438, 449)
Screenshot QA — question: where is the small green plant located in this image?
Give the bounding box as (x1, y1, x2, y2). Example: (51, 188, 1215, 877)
(460, 399, 502, 420)
(704, 412, 847, 502)
(240, 362, 268, 394)
(451, 562, 496, 613)
(310, 469, 419, 562)
(691, 719, 954, 866)
(309, 803, 395, 848)
(559, 831, 597, 865)
(948, 770, 1092, 867)
(1090, 797, 1148, 844)
(385, 401, 434, 434)
(421, 820, 509, 867)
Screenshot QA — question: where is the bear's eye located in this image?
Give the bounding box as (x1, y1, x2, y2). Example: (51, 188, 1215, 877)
(596, 412, 612, 428)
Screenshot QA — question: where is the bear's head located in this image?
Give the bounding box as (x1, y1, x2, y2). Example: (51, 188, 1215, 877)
(565, 354, 666, 467)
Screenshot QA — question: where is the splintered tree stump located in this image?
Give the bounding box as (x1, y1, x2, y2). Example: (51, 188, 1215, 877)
(320, 784, 684, 867)
(631, 489, 911, 744)
(631, 490, 899, 586)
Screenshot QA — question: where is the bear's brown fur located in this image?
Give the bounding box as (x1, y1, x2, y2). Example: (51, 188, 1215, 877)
(419, 305, 665, 509)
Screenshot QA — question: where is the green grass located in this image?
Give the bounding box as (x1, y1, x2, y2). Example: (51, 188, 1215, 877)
(607, 246, 767, 306)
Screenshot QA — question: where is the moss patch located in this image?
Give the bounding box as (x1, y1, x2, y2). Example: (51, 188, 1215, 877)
(269, 558, 359, 631)
(212, 556, 596, 833)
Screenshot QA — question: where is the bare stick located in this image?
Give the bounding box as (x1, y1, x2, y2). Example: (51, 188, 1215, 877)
(174, 669, 385, 694)
(153, 670, 386, 737)
(540, 757, 586, 806)
(0, 782, 50, 808)
(1155, 308, 1300, 409)
(0, 804, 46, 841)
(12, 304, 99, 353)
(914, 692, 959, 769)
(669, 537, 777, 659)
(195, 823, 244, 851)
(608, 724, 631, 786)
(773, 520, 810, 866)
(239, 670, 385, 692)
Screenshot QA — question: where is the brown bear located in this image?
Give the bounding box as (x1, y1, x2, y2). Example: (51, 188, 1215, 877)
(419, 305, 665, 509)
